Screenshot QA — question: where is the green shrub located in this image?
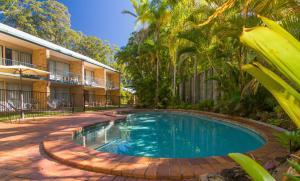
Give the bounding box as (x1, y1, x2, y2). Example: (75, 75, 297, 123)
(266, 118, 282, 127)
(197, 99, 214, 111)
(275, 130, 300, 153)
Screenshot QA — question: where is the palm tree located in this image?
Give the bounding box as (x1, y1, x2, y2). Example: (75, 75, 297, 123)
(123, 0, 170, 107)
(165, 0, 196, 97)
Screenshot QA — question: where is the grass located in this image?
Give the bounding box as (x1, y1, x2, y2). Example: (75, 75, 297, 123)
(0, 111, 70, 122)
(0, 105, 129, 122)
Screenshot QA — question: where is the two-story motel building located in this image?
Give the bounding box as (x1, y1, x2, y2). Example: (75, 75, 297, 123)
(0, 23, 120, 109)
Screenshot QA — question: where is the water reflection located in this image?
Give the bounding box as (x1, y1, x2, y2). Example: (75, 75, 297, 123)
(73, 112, 265, 158)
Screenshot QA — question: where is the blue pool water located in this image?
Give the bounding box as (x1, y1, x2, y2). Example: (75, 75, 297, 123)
(74, 112, 265, 158)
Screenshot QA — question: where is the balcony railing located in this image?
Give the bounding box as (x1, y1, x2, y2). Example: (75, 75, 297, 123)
(84, 76, 105, 88)
(0, 58, 47, 71)
(106, 80, 119, 90)
(49, 72, 82, 85)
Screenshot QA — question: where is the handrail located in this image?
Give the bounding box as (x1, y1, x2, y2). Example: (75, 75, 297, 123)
(106, 80, 119, 90)
(84, 76, 105, 87)
(49, 71, 82, 85)
(0, 58, 47, 71)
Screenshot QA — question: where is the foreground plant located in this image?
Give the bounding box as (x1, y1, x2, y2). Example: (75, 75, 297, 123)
(229, 153, 300, 181)
(275, 130, 300, 153)
(285, 159, 300, 181)
(240, 19, 300, 127)
(229, 16, 300, 181)
(228, 153, 275, 181)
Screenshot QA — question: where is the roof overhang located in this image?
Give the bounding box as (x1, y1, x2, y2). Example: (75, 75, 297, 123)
(0, 23, 119, 73)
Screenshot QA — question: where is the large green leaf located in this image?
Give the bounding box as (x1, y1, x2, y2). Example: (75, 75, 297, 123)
(258, 15, 300, 50)
(240, 17, 300, 90)
(242, 62, 300, 128)
(228, 153, 275, 181)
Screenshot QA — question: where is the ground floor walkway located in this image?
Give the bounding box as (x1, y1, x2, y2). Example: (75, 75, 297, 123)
(0, 111, 150, 181)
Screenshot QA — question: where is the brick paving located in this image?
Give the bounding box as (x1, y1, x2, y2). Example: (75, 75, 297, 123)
(0, 112, 156, 181)
(0, 110, 289, 180)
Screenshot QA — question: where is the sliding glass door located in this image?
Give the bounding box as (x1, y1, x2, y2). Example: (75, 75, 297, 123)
(4, 48, 32, 66)
(5, 48, 12, 65)
(48, 60, 70, 81)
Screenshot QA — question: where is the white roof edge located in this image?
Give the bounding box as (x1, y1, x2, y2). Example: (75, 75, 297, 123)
(0, 23, 118, 72)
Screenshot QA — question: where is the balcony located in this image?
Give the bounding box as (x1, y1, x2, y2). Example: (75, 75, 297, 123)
(49, 72, 82, 85)
(106, 80, 119, 90)
(0, 58, 48, 80)
(0, 58, 47, 71)
(84, 76, 105, 88)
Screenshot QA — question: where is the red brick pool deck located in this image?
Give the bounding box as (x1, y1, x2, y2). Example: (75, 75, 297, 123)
(0, 110, 288, 180)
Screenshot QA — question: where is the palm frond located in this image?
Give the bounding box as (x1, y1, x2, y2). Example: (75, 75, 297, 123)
(122, 10, 137, 18)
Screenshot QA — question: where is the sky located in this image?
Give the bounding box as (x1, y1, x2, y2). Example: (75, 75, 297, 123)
(58, 0, 135, 47)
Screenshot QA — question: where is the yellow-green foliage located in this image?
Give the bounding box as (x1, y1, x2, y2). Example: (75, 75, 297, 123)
(241, 16, 300, 128)
(228, 153, 276, 181)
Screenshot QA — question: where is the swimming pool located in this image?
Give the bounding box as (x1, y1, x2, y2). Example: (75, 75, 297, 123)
(73, 112, 265, 158)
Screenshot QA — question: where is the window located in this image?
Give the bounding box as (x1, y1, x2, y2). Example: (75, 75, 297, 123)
(84, 69, 94, 85)
(106, 74, 113, 88)
(49, 60, 56, 79)
(5, 48, 32, 66)
(20, 52, 32, 66)
(48, 60, 70, 81)
(85, 70, 94, 79)
(12, 50, 19, 63)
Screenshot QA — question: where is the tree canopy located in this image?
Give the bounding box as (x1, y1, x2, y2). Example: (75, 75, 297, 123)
(0, 0, 114, 65)
(116, 0, 300, 127)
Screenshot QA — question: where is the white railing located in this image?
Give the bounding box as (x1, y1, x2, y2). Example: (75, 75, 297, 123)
(0, 58, 46, 71)
(84, 76, 105, 87)
(106, 80, 119, 90)
(49, 72, 82, 85)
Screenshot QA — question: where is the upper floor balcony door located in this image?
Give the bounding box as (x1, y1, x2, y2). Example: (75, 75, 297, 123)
(84, 69, 94, 85)
(49, 60, 81, 85)
(106, 73, 119, 90)
(2, 47, 32, 68)
(84, 69, 105, 88)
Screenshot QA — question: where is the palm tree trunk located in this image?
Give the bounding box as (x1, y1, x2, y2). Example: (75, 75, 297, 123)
(193, 58, 197, 104)
(155, 51, 159, 107)
(173, 63, 176, 96)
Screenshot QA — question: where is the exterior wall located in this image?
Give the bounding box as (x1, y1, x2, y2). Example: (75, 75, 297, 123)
(112, 73, 120, 88)
(94, 68, 105, 87)
(70, 61, 84, 83)
(32, 49, 48, 71)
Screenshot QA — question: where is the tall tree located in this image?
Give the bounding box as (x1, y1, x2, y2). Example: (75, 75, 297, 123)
(0, 0, 115, 65)
(123, 0, 170, 107)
